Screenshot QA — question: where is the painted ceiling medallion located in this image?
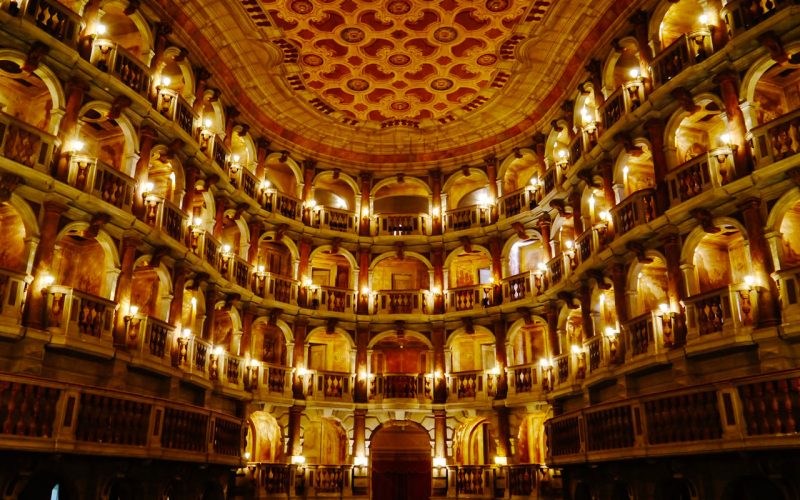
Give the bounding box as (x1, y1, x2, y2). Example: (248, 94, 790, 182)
(265, 0, 527, 123)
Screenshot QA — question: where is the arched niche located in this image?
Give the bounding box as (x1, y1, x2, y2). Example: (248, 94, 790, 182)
(148, 145, 185, 206)
(445, 246, 492, 289)
(443, 168, 491, 208)
(372, 176, 431, 215)
(210, 304, 242, 353)
(312, 170, 358, 211)
(220, 210, 250, 260)
(306, 328, 353, 373)
(681, 219, 751, 296)
(613, 140, 655, 202)
(0, 201, 33, 273)
(453, 417, 495, 465)
(53, 224, 120, 300)
(503, 233, 546, 277)
(627, 253, 669, 318)
(302, 416, 348, 465)
(180, 282, 205, 335)
(371, 254, 431, 291)
(498, 149, 544, 194)
(665, 96, 729, 173)
(76, 101, 138, 177)
(97, 1, 154, 63)
(251, 319, 290, 365)
(155, 46, 196, 101)
(506, 318, 548, 366)
(650, 0, 708, 52)
(256, 233, 298, 278)
(0, 58, 57, 134)
(602, 36, 647, 96)
(308, 248, 355, 289)
(369, 330, 432, 374)
(130, 256, 173, 322)
(246, 411, 284, 463)
(516, 413, 549, 465)
(265, 153, 302, 198)
(446, 326, 495, 373)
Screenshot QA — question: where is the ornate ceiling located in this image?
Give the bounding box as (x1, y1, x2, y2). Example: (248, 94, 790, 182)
(166, 0, 636, 171)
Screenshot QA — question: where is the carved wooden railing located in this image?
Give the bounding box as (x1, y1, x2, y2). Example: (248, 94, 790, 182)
(66, 156, 135, 210)
(89, 40, 150, 96)
(375, 290, 427, 314)
(262, 364, 290, 394)
(219, 254, 251, 289)
(611, 188, 657, 236)
(722, 0, 792, 37)
(447, 284, 488, 311)
(546, 254, 566, 287)
(684, 284, 753, 339)
(126, 315, 174, 359)
(375, 213, 427, 236)
(508, 465, 539, 496)
(255, 463, 291, 495)
(499, 187, 532, 219)
(0, 111, 57, 172)
(665, 150, 734, 206)
(750, 107, 800, 169)
(445, 205, 490, 232)
(251, 272, 298, 305)
(311, 206, 357, 233)
(456, 466, 488, 495)
(451, 370, 491, 400)
(19, 0, 81, 45)
(651, 31, 713, 87)
(308, 370, 351, 400)
(44, 286, 115, 342)
(261, 191, 302, 220)
(602, 81, 646, 131)
(155, 90, 196, 137)
(227, 164, 259, 201)
(503, 271, 536, 302)
(0, 268, 29, 326)
(510, 363, 539, 394)
(317, 286, 354, 313)
(309, 465, 346, 494)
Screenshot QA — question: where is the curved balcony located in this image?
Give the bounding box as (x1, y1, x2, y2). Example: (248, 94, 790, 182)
(447, 284, 491, 312)
(611, 188, 657, 237)
(67, 155, 135, 211)
(651, 30, 714, 88)
(89, 39, 150, 95)
(665, 149, 734, 208)
(0, 111, 56, 173)
(684, 284, 755, 354)
(750, 107, 800, 169)
(374, 212, 428, 236)
(721, 0, 791, 37)
(445, 204, 491, 232)
(44, 286, 116, 354)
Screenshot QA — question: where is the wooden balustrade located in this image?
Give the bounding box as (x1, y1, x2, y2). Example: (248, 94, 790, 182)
(575, 229, 596, 266)
(625, 313, 656, 358)
(651, 31, 713, 87)
(220, 254, 251, 289)
(499, 188, 532, 218)
(381, 374, 420, 399)
(227, 165, 259, 201)
(251, 272, 298, 305)
(317, 286, 353, 313)
(511, 363, 539, 393)
(376, 290, 427, 314)
(0, 380, 60, 438)
(375, 213, 427, 235)
(508, 465, 538, 496)
(67, 156, 135, 210)
(549, 416, 581, 457)
(155, 90, 196, 137)
(256, 464, 290, 494)
(456, 466, 487, 495)
(611, 188, 657, 236)
(751, 107, 800, 168)
(21, 0, 80, 45)
(312, 206, 356, 233)
(191, 338, 210, 375)
(75, 393, 150, 446)
(89, 41, 150, 95)
(685, 285, 753, 339)
(643, 391, 722, 444)
(665, 150, 733, 206)
(212, 137, 229, 170)
(45, 286, 115, 341)
(569, 133, 584, 165)
(310, 370, 350, 400)
(127, 315, 173, 359)
(547, 255, 565, 287)
(722, 0, 790, 37)
(263, 364, 289, 394)
(200, 232, 219, 268)
(0, 268, 29, 326)
(447, 284, 488, 311)
(738, 376, 800, 436)
(503, 271, 535, 302)
(213, 417, 242, 456)
(452, 371, 486, 399)
(225, 355, 241, 386)
(585, 336, 603, 373)
(602, 81, 646, 131)
(542, 167, 559, 196)
(162, 407, 209, 452)
(311, 466, 345, 494)
(585, 405, 635, 451)
(0, 111, 57, 172)
(261, 191, 301, 220)
(446, 205, 490, 231)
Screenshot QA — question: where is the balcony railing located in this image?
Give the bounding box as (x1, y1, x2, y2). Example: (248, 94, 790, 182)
(651, 31, 713, 88)
(261, 363, 290, 395)
(0, 268, 27, 329)
(251, 272, 298, 305)
(774, 266, 800, 334)
(313, 286, 354, 313)
(126, 315, 174, 360)
(623, 311, 673, 360)
(370, 373, 430, 400)
(219, 254, 251, 289)
(664, 149, 734, 206)
(684, 284, 754, 341)
(67, 156, 135, 210)
(227, 165, 259, 201)
(450, 370, 496, 400)
(0, 111, 57, 172)
(445, 205, 490, 232)
(375, 213, 427, 236)
(375, 290, 428, 315)
(503, 271, 536, 302)
(546, 254, 567, 288)
(261, 191, 302, 220)
(510, 362, 540, 394)
(311, 206, 357, 233)
(308, 370, 351, 401)
(44, 286, 115, 343)
(611, 188, 657, 236)
(499, 188, 533, 219)
(602, 81, 646, 130)
(750, 107, 800, 169)
(89, 40, 150, 96)
(447, 284, 490, 311)
(456, 466, 489, 495)
(18, 0, 80, 46)
(722, 0, 790, 37)
(156, 90, 196, 137)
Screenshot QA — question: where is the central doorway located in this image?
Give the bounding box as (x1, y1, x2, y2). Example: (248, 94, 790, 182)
(370, 420, 432, 500)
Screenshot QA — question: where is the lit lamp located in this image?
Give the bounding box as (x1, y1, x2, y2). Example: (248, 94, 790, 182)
(740, 275, 756, 325)
(291, 455, 306, 466)
(141, 181, 156, 201)
(657, 303, 673, 348)
(571, 344, 586, 379)
(494, 456, 508, 466)
(604, 326, 620, 362)
(629, 68, 641, 80)
(360, 286, 371, 313)
(482, 279, 493, 307)
(219, 243, 233, 274)
(40, 273, 55, 291)
(189, 217, 203, 251)
(528, 176, 541, 208)
(563, 239, 577, 269)
(228, 154, 241, 187)
(433, 456, 447, 469)
(199, 118, 214, 151)
(259, 179, 273, 209)
(295, 366, 312, 396)
(156, 76, 174, 116)
(175, 328, 192, 367)
(124, 305, 142, 348)
(244, 358, 260, 391)
(253, 265, 268, 296)
(533, 262, 548, 293)
(67, 139, 85, 155)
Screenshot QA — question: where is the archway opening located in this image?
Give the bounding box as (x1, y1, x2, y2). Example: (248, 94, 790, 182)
(370, 421, 431, 500)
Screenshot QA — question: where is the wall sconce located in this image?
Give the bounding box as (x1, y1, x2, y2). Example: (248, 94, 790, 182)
(209, 345, 224, 380)
(295, 366, 312, 395)
(699, 13, 709, 25)
(124, 305, 140, 323)
(604, 326, 620, 361)
(743, 275, 756, 289)
(629, 68, 641, 80)
(533, 262, 547, 293)
(563, 240, 577, 269)
(716, 133, 737, 163)
(291, 455, 306, 466)
(556, 149, 569, 171)
(243, 451, 252, 462)
(432, 206, 441, 219)
(40, 273, 55, 291)
(67, 139, 85, 154)
(539, 358, 553, 391)
(571, 344, 586, 378)
(219, 243, 233, 273)
(656, 303, 674, 348)
(175, 328, 192, 367)
(141, 181, 155, 201)
(354, 455, 368, 467)
(244, 358, 260, 391)
(228, 154, 241, 176)
(433, 456, 447, 468)
(95, 23, 107, 36)
(494, 456, 508, 466)
(199, 118, 214, 151)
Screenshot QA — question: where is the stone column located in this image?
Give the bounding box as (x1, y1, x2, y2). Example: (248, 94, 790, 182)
(537, 216, 553, 261)
(248, 221, 263, 265)
(133, 126, 158, 218)
(239, 307, 255, 357)
(150, 22, 172, 73)
(357, 247, 371, 314)
(359, 172, 372, 236)
(489, 237, 503, 305)
(629, 10, 652, 63)
(182, 165, 199, 212)
(255, 138, 270, 179)
(430, 169, 443, 235)
(569, 190, 584, 235)
(716, 70, 752, 179)
(292, 317, 308, 399)
(663, 234, 688, 346)
(212, 195, 226, 238)
(432, 324, 447, 404)
(644, 119, 670, 214)
(741, 199, 781, 327)
(297, 238, 312, 307)
(287, 405, 304, 457)
(434, 409, 447, 459)
(301, 160, 316, 225)
(547, 301, 561, 357)
(495, 406, 511, 459)
(112, 236, 141, 347)
(485, 156, 499, 221)
(223, 106, 239, 148)
(493, 317, 508, 399)
(55, 79, 90, 180)
(579, 283, 595, 340)
(354, 324, 369, 403)
(610, 264, 628, 324)
(432, 247, 445, 314)
(168, 263, 188, 327)
(202, 282, 217, 341)
(353, 409, 367, 458)
(23, 201, 68, 330)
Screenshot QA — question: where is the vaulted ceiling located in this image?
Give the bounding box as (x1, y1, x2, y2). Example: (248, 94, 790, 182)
(166, 0, 637, 171)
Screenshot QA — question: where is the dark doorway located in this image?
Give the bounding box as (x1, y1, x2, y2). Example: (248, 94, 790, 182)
(370, 420, 432, 500)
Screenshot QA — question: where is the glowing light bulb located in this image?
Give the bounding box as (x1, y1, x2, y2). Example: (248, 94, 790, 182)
(564, 240, 574, 250)
(129, 305, 139, 316)
(699, 13, 709, 24)
(203, 118, 212, 129)
(95, 23, 107, 35)
(193, 217, 203, 227)
(604, 326, 617, 338)
(182, 328, 192, 338)
(257, 265, 265, 273)
(361, 286, 370, 295)
(161, 76, 171, 87)
(232, 154, 240, 163)
(69, 139, 85, 153)
(720, 133, 731, 146)
(659, 303, 670, 315)
(629, 68, 640, 79)
(222, 244, 231, 254)
(571, 344, 583, 354)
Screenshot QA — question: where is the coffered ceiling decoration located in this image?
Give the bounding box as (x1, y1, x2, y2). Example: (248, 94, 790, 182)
(262, 0, 528, 125)
(166, 0, 635, 170)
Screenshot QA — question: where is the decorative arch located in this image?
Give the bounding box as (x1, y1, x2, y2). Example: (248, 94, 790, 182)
(445, 324, 495, 349)
(258, 232, 299, 262)
(442, 167, 490, 193)
(312, 169, 360, 197)
(368, 329, 433, 349)
(265, 152, 303, 188)
(443, 244, 492, 270)
(741, 41, 800, 104)
(160, 46, 196, 100)
(369, 251, 433, 270)
(308, 245, 359, 270)
(130, 254, 173, 321)
(148, 144, 186, 205)
(453, 416, 495, 465)
(369, 418, 432, 446)
(372, 175, 432, 196)
(54, 222, 121, 299)
(506, 317, 549, 366)
(246, 411, 283, 463)
(601, 36, 643, 94)
(0, 49, 65, 133)
(663, 92, 727, 153)
(77, 100, 139, 176)
(4, 193, 40, 238)
(98, 0, 155, 59)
